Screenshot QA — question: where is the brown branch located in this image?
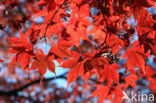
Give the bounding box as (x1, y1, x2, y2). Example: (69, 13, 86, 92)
(97, 0, 109, 46)
(0, 29, 11, 36)
(41, 0, 67, 41)
(0, 72, 67, 96)
(96, 0, 124, 48)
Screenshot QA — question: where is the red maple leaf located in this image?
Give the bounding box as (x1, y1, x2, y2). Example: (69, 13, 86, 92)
(61, 52, 94, 86)
(30, 49, 55, 80)
(89, 85, 109, 103)
(99, 63, 120, 86)
(90, 84, 124, 103)
(123, 74, 138, 89)
(120, 43, 147, 73)
(83, 51, 109, 78)
(49, 40, 72, 59)
(7, 31, 34, 71)
(130, 0, 155, 21)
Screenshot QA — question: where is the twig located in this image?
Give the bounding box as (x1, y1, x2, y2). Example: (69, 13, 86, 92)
(42, 0, 67, 41)
(0, 29, 11, 36)
(0, 72, 67, 96)
(97, 0, 109, 46)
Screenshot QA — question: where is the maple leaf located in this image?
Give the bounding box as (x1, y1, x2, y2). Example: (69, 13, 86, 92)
(66, 61, 84, 86)
(112, 86, 124, 103)
(7, 31, 34, 71)
(9, 52, 32, 72)
(144, 66, 156, 93)
(84, 56, 108, 76)
(83, 50, 109, 78)
(144, 66, 156, 78)
(25, 23, 40, 45)
(99, 63, 120, 86)
(120, 43, 147, 72)
(136, 8, 154, 36)
(103, 85, 124, 103)
(123, 74, 138, 89)
(61, 52, 84, 86)
(89, 85, 109, 103)
(130, 0, 155, 22)
(66, 22, 90, 46)
(149, 78, 156, 93)
(49, 40, 72, 59)
(138, 33, 156, 53)
(88, 25, 106, 40)
(30, 49, 55, 80)
(7, 31, 33, 52)
(106, 34, 124, 55)
(36, 0, 56, 12)
(90, 85, 124, 103)
(61, 52, 93, 86)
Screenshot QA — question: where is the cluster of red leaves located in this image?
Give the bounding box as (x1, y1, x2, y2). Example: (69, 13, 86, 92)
(0, 0, 156, 103)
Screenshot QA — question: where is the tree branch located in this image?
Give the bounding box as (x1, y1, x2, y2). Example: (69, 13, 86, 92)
(0, 73, 67, 96)
(96, 0, 124, 47)
(0, 29, 11, 36)
(97, 0, 109, 46)
(41, 0, 67, 41)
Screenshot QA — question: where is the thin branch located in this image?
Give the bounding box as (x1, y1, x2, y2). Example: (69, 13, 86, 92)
(0, 29, 11, 36)
(0, 72, 67, 96)
(97, 0, 109, 46)
(41, 0, 67, 41)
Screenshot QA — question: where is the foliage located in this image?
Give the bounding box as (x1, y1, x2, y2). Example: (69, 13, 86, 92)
(0, 0, 156, 103)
